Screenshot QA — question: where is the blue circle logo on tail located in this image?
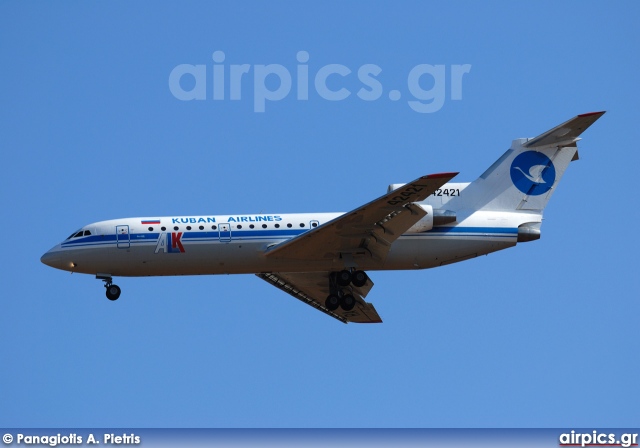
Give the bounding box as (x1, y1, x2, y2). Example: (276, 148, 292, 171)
(510, 151, 556, 195)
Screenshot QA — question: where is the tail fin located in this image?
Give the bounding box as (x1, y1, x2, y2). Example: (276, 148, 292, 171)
(450, 112, 605, 212)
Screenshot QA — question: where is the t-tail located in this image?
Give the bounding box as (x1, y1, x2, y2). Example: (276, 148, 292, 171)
(430, 111, 605, 241)
(452, 112, 604, 212)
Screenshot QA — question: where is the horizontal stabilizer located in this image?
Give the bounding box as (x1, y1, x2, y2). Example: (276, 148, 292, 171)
(523, 111, 605, 148)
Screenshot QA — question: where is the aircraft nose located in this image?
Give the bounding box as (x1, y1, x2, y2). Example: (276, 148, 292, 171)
(40, 250, 60, 267)
(41, 244, 77, 272)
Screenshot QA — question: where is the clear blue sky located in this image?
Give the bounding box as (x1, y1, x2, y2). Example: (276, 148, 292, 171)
(1, 1, 638, 428)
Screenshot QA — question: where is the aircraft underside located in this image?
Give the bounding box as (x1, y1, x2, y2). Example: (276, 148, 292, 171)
(43, 232, 516, 322)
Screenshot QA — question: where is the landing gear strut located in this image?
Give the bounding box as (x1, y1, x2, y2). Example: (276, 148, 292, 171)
(98, 275, 121, 301)
(324, 269, 368, 312)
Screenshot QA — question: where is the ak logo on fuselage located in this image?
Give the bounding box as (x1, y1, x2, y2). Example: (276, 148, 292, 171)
(154, 232, 185, 254)
(510, 151, 556, 195)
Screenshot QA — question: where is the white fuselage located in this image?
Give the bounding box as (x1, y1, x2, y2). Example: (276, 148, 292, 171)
(41, 209, 539, 278)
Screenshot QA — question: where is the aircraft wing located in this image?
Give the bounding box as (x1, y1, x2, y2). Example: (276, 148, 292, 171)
(265, 172, 458, 263)
(523, 111, 606, 148)
(257, 271, 381, 324)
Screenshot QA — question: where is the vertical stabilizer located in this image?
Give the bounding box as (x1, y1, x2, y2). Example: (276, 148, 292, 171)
(447, 112, 604, 212)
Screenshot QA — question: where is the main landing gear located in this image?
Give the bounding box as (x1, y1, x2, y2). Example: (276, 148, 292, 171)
(325, 269, 368, 312)
(98, 275, 121, 301)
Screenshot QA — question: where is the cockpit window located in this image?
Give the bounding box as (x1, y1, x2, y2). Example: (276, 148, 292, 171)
(67, 229, 88, 240)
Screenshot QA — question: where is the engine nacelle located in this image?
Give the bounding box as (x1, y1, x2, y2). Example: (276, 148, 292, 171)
(406, 204, 434, 233)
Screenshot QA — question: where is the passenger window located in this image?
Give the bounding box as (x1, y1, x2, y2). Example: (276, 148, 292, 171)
(212, 225, 217, 230)
(186, 226, 192, 230)
(161, 226, 166, 231)
(299, 223, 305, 228)
(287, 223, 292, 228)
(237, 225, 242, 229)
(174, 226, 179, 231)
(262, 224, 267, 229)
(275, 224, 280, 228)
(148, 227, 153, 231)
(199, 226, 204, 230)
(250, 224, 255, 229)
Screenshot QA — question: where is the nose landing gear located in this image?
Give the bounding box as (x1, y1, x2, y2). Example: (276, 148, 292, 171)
(106, 283, 121, 301)
(97, 274, 121, 301)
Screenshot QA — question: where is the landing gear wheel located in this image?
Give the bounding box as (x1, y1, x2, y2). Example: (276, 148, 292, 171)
(352, 270, 368, 287)
(106, 284, 121, 301)
(336, 270, 352, 286)
(340, 294, 356, 311)
(325, 294, 340, 311)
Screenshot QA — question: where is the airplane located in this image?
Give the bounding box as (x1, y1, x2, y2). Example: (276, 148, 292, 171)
(41, 112, 605, 323)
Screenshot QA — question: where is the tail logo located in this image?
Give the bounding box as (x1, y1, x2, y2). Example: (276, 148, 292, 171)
(510, 151, 556, 195)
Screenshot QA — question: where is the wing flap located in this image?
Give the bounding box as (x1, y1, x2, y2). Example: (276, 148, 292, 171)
(257, 271, 382, 324)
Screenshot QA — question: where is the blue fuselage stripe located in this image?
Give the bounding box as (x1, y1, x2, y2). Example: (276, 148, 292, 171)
(59, 227, 518, 249)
